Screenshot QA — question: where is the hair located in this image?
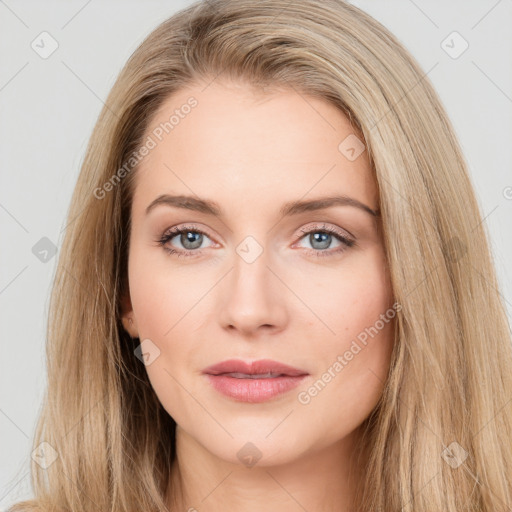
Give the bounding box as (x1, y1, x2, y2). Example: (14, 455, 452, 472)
(7, 0, 512, 510)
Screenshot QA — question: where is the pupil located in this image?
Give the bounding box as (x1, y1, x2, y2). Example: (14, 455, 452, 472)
(182, 232, 202, 249)
(311, 232, 331, 250)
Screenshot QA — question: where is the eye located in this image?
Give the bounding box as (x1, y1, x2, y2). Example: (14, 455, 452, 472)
(156, 223, 356, 259)
(156, 224, 215, 258)
(293, 223, 356, 258)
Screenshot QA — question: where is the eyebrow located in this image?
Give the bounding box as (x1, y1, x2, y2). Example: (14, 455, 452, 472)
(145, 194, 380, 218)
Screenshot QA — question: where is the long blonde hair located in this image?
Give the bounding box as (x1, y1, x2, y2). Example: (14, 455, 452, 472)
(8, 0, 512, 510)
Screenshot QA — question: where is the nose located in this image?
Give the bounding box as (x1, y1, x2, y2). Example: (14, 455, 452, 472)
(217, 245, 288, 337)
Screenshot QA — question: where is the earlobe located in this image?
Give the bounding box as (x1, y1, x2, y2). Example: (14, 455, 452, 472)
(121, 315, 139, 339)
(120, 293, 139, 339)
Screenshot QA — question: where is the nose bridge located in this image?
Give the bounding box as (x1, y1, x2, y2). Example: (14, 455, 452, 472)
(218, 233, 287, 333)
(231, 234, 274, 304)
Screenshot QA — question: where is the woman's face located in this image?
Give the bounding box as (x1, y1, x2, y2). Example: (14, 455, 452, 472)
(122, 79, 396, 467)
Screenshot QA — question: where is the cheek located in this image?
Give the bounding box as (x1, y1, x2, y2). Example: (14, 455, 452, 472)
(128, 246, 205, 339)
(299, 248, 393, 346)
(128, 272, 194, 424)
(127, 248, 210, 418)
(305, 313, 394, 440)
(296, 249, 394, 416)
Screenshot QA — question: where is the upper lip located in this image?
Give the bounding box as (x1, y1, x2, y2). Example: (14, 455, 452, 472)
(202, 359, 309, 377)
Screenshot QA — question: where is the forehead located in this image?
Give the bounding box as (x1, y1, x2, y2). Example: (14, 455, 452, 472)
(132, 80, 377, 215)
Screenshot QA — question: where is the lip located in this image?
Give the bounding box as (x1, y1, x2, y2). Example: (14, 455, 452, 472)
(202, 358, 309, 377)
(202, 359, 309, 403)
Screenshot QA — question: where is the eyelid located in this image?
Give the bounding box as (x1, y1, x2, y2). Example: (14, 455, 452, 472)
(292, 222, 354, 242)
(160, 222, 352, 244)
(161, 223, 217, 243)
(157, 221, 356, 258)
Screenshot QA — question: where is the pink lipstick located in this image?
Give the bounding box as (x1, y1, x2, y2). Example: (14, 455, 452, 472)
(202, 359, 309, 403)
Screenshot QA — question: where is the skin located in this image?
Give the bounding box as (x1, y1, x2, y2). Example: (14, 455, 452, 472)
(121, 79, 396, 512)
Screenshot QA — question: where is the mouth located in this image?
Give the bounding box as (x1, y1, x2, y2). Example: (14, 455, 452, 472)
(202, 358, 309, 377)
(202, 359, 309, 403)
(216, 371, 291, 379)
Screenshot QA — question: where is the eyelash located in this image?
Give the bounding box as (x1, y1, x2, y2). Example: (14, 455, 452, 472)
(156, 223, 356, 259)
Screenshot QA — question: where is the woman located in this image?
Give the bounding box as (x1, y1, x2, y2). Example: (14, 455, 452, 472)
(9, 0, 512, 510)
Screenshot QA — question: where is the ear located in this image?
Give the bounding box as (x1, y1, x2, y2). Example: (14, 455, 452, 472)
(120, 292, 139, 339)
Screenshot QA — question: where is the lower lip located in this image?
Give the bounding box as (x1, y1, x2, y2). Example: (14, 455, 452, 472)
(204, 374, 308, 403)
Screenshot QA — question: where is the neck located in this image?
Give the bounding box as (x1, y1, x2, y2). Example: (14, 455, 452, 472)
(168, 424, 367, 512)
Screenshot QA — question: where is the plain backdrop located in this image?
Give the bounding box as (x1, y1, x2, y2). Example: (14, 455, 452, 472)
(1, 0, 511, 508)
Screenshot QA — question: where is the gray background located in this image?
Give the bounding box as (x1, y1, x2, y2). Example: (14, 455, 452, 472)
(1, 0, 511, 508)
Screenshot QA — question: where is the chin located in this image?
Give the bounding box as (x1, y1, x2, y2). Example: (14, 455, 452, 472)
(200, 429, 311, 469)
